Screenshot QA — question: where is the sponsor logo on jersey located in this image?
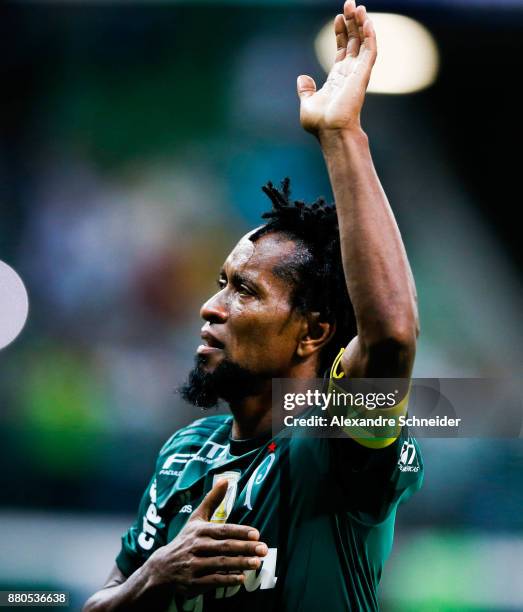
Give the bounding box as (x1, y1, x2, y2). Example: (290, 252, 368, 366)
(159, 469, 182, 477)
(202, 441, 229, 460)
(161, 442, 230, 474)
(162, 453, 194, 469)
(179, 504, 193, 514)
(398, 439, 420, 472)
(137, 480, 162, 551)
(168, 548, 278, 612)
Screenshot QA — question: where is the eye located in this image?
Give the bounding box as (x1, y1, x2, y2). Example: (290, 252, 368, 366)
(216, 277, 227, 289)
(239, 284, 253, 296)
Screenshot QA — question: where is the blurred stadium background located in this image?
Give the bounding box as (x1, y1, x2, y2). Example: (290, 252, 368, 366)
(1, 0, 522, 610)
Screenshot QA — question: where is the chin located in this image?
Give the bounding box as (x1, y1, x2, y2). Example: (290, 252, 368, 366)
(179, 353, 263, 409)
(198, 351, 225, 373)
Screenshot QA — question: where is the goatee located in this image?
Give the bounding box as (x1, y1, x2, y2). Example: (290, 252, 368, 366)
(178, 355, 263, 409)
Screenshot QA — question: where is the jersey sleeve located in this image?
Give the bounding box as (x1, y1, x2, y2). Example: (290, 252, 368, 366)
(329, 428, 423, 524)
(115, 474, 168, 577)
(327, 347, 423, 523)
(115, 417, 230, 577)
(115, 433, 179, 577)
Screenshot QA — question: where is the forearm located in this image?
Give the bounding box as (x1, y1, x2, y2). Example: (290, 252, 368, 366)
(83, 561, 173, 612)
(320, 128, 418, 348)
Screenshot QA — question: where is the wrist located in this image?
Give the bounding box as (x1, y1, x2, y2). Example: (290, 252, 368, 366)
(318, 127, 368, 152)
(140, 555, 179, 604)
(319, 129, 370, 170)
(142, 553, 165, 591)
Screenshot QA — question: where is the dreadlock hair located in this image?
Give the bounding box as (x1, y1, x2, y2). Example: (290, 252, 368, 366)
(249, 177, 357, 375)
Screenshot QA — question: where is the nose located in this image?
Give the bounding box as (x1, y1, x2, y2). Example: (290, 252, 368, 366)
(200, 290, 228, 323)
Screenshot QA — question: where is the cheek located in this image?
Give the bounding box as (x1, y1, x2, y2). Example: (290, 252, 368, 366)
(229, 301, 298, 364)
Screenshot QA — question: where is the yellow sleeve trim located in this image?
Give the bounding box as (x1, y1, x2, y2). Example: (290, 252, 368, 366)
(328, 347, 409, 449)
(330, 347, 346, 379)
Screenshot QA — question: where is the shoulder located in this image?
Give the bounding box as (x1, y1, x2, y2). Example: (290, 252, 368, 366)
(157, 414, 232, 463)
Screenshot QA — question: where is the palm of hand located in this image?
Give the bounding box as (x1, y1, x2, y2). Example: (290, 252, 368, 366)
(298, 2, 377, 134)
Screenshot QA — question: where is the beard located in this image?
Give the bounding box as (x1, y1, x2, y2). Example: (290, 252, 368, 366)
(178, 355, 264, 409)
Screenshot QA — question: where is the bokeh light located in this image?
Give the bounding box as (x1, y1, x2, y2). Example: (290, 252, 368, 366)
(0, 261, 29, 350)
(315, 13, 440, 94)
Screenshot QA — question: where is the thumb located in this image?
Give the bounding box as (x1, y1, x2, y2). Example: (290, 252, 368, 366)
(297, 74, 317, 101)
(190, 479, 229, 522)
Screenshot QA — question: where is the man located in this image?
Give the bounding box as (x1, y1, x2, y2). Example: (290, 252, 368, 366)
(84, 2, 422, 610)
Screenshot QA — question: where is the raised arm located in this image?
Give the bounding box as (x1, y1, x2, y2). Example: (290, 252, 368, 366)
(297, 0, 418, 379)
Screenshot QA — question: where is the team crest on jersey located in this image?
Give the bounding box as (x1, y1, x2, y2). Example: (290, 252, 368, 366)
(244, 453, 276, 510)
(398, 439, 420, 472)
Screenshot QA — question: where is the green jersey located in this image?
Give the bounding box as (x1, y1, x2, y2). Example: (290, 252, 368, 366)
(116, 412, 423, 611)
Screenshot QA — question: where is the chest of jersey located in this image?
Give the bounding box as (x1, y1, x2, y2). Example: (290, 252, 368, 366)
(158, 440, 283, 611)
(160, 443, 280, 542)
(128, 419, 418, 612)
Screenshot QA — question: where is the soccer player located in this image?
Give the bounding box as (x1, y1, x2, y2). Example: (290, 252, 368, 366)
(84, 2, 423, 610)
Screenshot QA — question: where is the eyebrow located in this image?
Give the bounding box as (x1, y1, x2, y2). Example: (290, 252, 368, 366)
(219, 268, 263, 293)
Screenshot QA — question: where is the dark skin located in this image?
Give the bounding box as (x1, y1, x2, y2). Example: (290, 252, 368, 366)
(84, 2, 418, 609)
(198, 230, 334, 439)
(82, 480, 267, 611)
(83, 234, 335, 612)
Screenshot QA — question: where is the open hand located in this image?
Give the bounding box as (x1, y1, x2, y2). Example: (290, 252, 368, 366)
(297, 1, 377, 136)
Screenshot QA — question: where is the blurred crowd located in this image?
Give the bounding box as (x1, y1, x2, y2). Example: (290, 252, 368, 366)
(1, 3, 522, 610)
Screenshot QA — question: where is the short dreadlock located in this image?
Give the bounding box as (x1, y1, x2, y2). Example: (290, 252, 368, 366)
(249, 177, 357, 374)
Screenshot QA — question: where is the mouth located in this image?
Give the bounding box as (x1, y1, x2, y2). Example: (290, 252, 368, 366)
(197, 330, 225, 355)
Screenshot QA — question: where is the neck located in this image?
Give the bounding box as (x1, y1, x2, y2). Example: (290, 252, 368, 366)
(229, 382, 273, 439)
(229, 358, 319, 440)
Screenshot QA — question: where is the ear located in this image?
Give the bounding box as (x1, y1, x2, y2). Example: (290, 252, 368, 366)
(296, 313, 336, 359)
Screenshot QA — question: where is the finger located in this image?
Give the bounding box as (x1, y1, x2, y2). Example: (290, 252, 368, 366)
(199, 522, 260, 541)
(193, 537, 269, 558)
(194, 555, 262, 575)
(297, 75, 317, 101)
(362, 17, 377, 58)
(190, 479, 229, 522)
(334, 14, 348, 62)
(355, 5, 367, 47)
(191, 573, 245, 588)
(343, 0, 360, 57)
